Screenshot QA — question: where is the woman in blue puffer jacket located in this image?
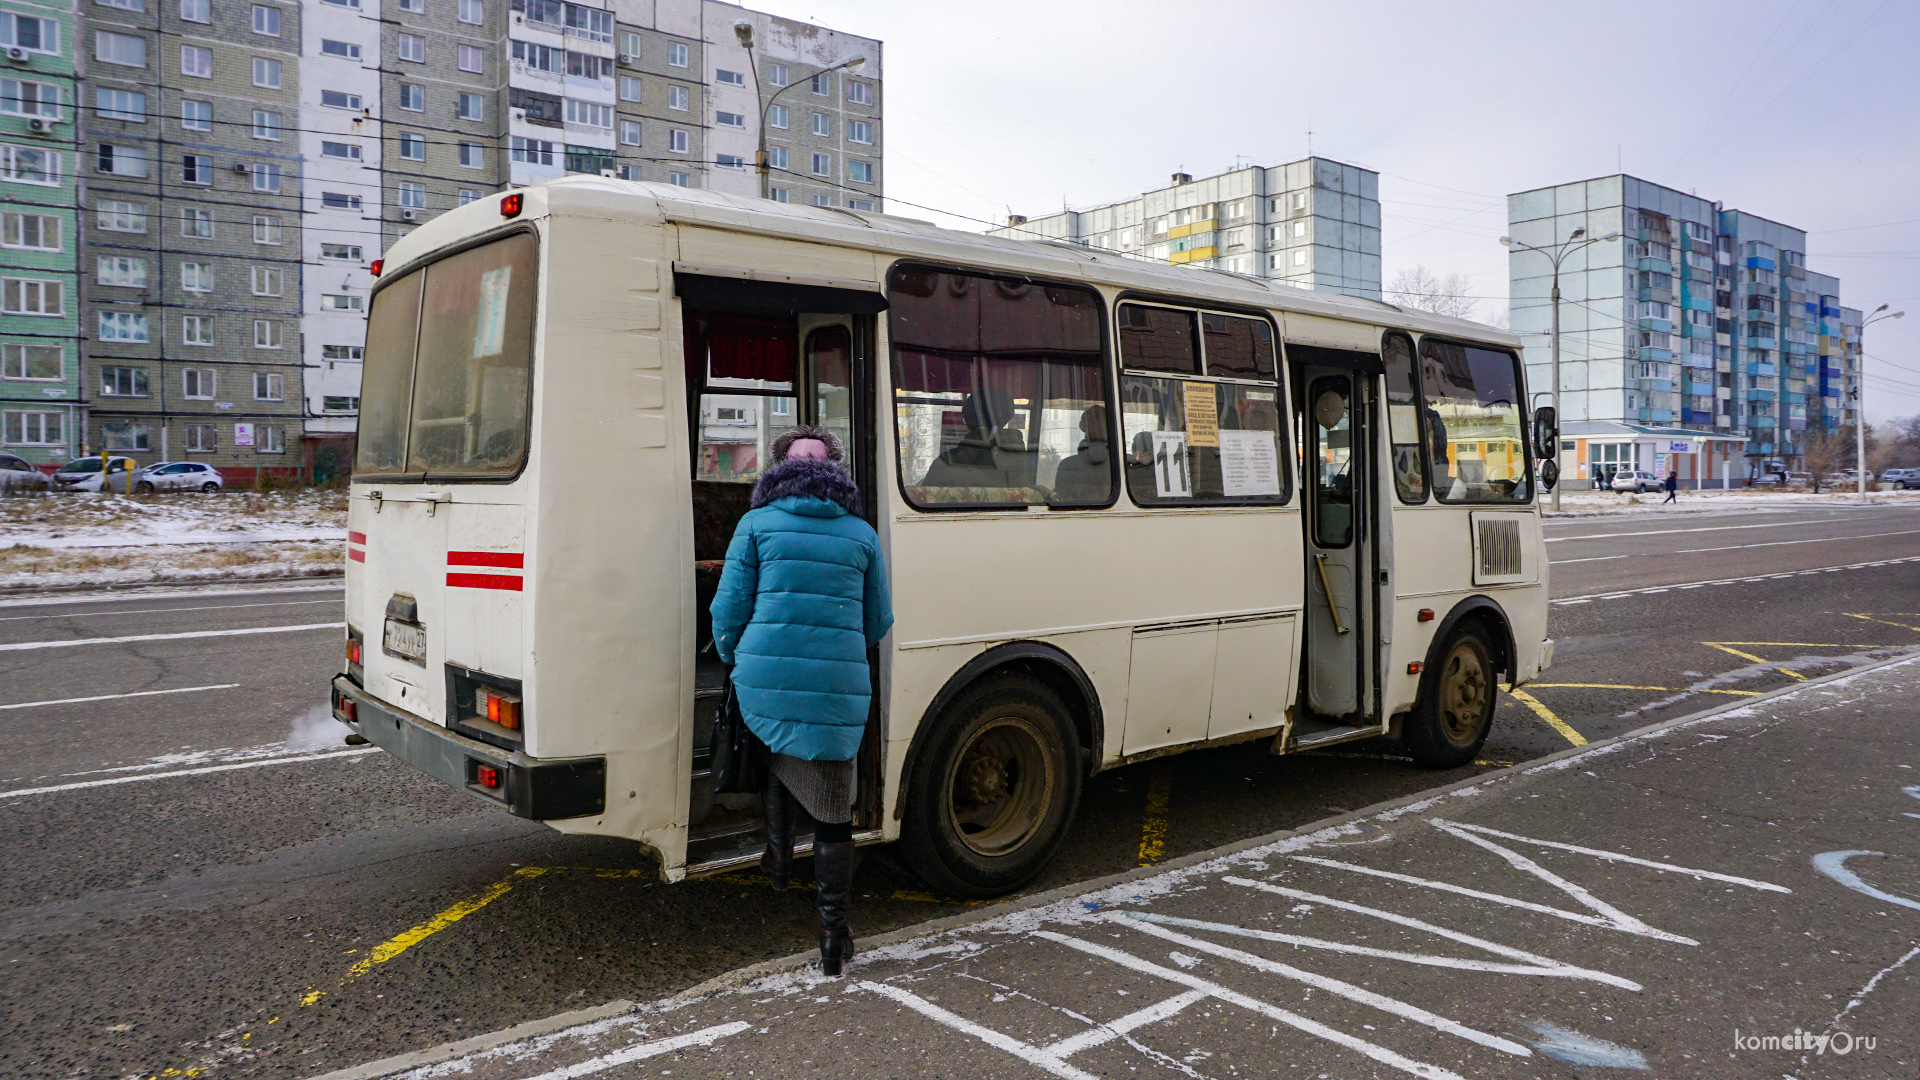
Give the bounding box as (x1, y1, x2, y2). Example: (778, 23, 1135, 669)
(710, 425, 892, 976)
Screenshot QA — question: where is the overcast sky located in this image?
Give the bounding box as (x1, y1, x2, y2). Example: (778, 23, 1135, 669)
(746, 0, 1920, 423)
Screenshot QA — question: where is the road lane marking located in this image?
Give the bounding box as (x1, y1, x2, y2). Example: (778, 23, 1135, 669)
(1525, 682, 1760, 696)
(1701, 643, 1809, 681)
(1136, 768, 1171, 866)
(859, 980, 1103, 1080)
(0, 621, 343, 651)
(0, 683, 241, 711)
(1440, 821, 1791, 892)
(0, 582, 340, 610)
(1844, 612, 1920, 633)
(1041, 988, 1209, 1057)
(513, 1022, 753, 1080)
(1546, 516, 1892, 541)
(1506, 689, 1587, 746)
(0, 747, 376, 798)
(1552, 528, 1920, 564)
(0, 598, 337, 622)
(1811, 851, 1920, 914)
(1551, 554, 1920, 604)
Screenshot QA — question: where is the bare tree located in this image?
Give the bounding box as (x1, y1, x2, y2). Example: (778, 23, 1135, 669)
(1801, 428, 1849, 493)
(1386, 265, 1479, 321)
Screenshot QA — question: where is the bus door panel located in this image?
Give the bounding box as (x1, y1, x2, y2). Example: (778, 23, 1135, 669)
(1297, 364, 1374, 723)
(1208, 613, 1296, 740)
(1123, 621, 1217, 755)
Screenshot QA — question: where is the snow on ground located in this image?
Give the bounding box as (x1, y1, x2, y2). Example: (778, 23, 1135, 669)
(0, 489, 346, 590)
(1544, 486, 1920, 517)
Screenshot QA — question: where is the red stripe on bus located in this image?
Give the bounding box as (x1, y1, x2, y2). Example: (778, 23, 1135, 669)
(447, 572, 523, 591)
(348, 549, 366, 563)
(448, 551, 524, 568)
(348, 531, 366, 544)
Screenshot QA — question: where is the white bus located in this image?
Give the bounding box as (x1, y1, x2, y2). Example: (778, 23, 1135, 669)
(331, 178, 1556, 898)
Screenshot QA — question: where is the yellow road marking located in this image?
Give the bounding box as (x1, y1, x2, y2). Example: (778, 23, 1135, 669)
(1506, 689, 1588, 747)
(1702, 643, 1807, 680)
(1843, 613, 1920, 633)
(1527, 682, 1761, 697)
(1137, 769, 1172, 866)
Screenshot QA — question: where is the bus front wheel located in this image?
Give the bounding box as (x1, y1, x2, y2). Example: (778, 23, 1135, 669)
(900, 673, 1082, 900)
(1402, 626, 1497, 769)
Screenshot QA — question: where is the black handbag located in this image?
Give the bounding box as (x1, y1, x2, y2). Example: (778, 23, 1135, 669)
(709, 670, 766, 794)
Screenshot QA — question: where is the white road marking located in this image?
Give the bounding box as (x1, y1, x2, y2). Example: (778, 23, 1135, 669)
(511, 1021, 751, 1080)
(860, 981, 1101, 1080)
(1546, 515, 1890, 542)
(0, 621, 343, 651)
(0, 683, 240, 711)
(1811, 850, 1920, 914)
(0, 747, 377, 799)
(1437, 821, 1791, 892)
(0, 582, 340, 609)
(1041, 989, 1209, 1057)
(1428, 821, 1696, 943)
(1552, 555, 1920, 604)
(1552, 528, 1920, 564)
(0, 598, 338, 622)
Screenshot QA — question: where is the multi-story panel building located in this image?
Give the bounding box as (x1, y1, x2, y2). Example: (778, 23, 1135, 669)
(0, 0, 82, 466)
(1506, 174, 1850, 481)
(608, 16, 703, 188)
(987, 158, 1382, 300)
(79, 0, 306, 478)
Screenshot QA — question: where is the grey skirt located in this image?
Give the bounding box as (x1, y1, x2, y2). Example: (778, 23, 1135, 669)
(770, 753, 856, 824)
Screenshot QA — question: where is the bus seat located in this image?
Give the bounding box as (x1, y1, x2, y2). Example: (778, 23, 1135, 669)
(692, 480, 753, 561)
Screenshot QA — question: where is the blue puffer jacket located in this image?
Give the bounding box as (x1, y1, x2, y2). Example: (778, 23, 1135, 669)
(709, 458, 893, 761)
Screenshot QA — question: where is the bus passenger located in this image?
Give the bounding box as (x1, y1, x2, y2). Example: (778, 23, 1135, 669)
(920, 387, 1034, 492)
(709, 425, 893, 977)
(1050, 405, 1110, 503)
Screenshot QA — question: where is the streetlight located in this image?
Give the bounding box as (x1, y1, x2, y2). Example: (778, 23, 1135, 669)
(1500, 227, 1622, 510)
(1854, 303, 1906, 501)
(734, 21, 867, 200)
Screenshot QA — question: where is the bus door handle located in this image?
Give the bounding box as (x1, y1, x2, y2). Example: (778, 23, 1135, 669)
(1313, 554, 1350, 635)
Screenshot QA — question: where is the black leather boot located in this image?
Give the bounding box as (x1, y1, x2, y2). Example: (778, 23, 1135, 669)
(759, 774, 794, 891)
(813, 839, 859, 977)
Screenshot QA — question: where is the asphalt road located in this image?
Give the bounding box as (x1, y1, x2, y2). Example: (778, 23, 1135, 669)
(3, 500, 1918, 1080)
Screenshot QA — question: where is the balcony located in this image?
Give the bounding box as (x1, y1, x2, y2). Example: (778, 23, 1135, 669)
(1746, 337, 1777, 351)
(1746, 256, 1776, 271)
(1635, 347, 1675, 362)
(1638, 257, 1674, 273)
(1638, 287, 1674, 304)
(1747, 362, 1776, 376)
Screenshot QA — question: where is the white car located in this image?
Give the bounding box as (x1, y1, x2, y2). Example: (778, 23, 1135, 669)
(0, 453, 51, 493)
(1610, 470, 1663, 493)
(51, 456, 141, 492)
(134, 461, 225, 493)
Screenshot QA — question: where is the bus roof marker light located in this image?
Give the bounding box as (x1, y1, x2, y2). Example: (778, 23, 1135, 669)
(500, 192, 523, 218)
(369, 259, 382, 277)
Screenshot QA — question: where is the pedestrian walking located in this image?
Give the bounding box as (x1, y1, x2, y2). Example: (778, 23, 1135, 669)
(710, 425, 893, 977)
(1662, 470, 1678, 504)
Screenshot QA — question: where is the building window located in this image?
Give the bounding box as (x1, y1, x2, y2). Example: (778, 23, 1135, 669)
(96, 144, 149, 177)
(768, 104, 787, 129)
(3, 410, 63, 446)
(457, 44, 483, 73)
(321, 141, 361, 160)
(668, 129, 687, 154)
(181, 154, 210, 184)
(845, 80, 871, 105)
(184, 424, 216, 452)
(182, 368, 215, 398)
(252, 57, 281, 88)
(96, 31, 146, 68)
(618, 76, 641, 102)
(322, 396, 359, 413)
(810, 152, 829, 176)
(1, 212, 58, 251)
(0, 13, 60, 55)
(848, 120, 872, 145)
(103, 422, 151, 451)
(397, 0, 419, 10)
(251, 109, 281, 140)
(715, 68, 744, 87)
(769, 186, 788, 203)
(182, 317, 213, 346)
(715, 154, 744, 170)
(715, 110, 744, 128)
(510, 136, 554, 165)
(251, 5, 279, 36)
(91, 87, 142, 122)
(180, 44, 211, 77)
(397, 181, 425, 208)
(667, 85, 688, 110)
(619, 120, 642, 146)
(458, 92, 483, 120)
(458, 141, 483, 167)
(180, 207, 213, 237)
(96, 256, 143, 286)
(180, 0, 208, 20)
(100, 365, 148, 396)
(0, 145, 58, 185)
(252, 163, 281, 192)
(1292, 249, 1306, 267)
(811, 113, 828, 137)
(812, 193, 830, 207)
(321, 39, 360, 60)
(2, 344, 62, 382)
(98, 200, 146, 233)
(319, 243, 361, 260)
(321, 344, 364, 360)
(180, 99, 212, 130)
(250, 266, 282, 297)
(397, 84, 422, 111)
(848, 199, 873, 212)
(846, 159, 872, 183)
(254, 371, 284, 400)
(767, 62, 787, 87)
(322, 89, 361, 110)
(255, 424, 285, 454)
(252, 216, 281, 244)
(810, 73, 827, 95)
(98, 311, 148, 343)
(180, 261, 212, 291)
(564, 99, 612, 127)
(0, 278, 60, 316)
(398, 132, 425, 160)
(321, 294, 362, 312)
(398, 34, 423, 62)
(667, 42, 687, 67)
(458, 0, 482, 23)
(767, 146, 786, 170)
(457, 189, 478, 204)
(253, 321, 282, 349)
(667, 171, 687, 186)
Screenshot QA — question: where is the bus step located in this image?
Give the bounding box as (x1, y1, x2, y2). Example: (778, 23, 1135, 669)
(685, 828, 885, 879)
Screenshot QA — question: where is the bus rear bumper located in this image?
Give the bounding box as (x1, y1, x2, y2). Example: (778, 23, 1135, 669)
(331, 676, 606, 821)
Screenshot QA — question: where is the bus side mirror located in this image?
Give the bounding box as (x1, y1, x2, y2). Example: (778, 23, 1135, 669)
(1531, 405, 1558, 460)
(1538, 457, 1559, 492)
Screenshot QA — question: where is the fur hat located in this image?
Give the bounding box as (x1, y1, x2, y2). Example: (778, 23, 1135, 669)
(769, 424, 846, 466)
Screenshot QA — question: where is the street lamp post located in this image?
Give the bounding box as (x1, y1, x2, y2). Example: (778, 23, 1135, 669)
(1855, 304, 1906, 501)
(1500, 228, 1622, 511)
(733, 22, 866, 200)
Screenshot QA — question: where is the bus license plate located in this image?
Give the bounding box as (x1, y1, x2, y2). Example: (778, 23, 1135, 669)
(384, 618, 427, 661)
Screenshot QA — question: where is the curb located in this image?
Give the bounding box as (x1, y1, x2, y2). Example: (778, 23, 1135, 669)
(305, 649, 1920, 1080)
(0, 569, 343, 597)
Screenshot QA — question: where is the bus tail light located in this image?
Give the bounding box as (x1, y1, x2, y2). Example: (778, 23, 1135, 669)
(346, 636, 363, 666)
(482, 688, 522, 729)
(448, 665, 523, 749)
(475, 764, 501, 789)
(500, 192, 523, 217)
(369, 259, 382, 277)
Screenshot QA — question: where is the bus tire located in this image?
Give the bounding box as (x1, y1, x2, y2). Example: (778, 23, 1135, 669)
(1402, 625, 1497, 769)
(899, 673, 1081, 900)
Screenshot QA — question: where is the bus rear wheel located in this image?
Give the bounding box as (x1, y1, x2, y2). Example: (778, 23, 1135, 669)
(900, 673, 1081, 900)
(1402, 626, 1497, 769)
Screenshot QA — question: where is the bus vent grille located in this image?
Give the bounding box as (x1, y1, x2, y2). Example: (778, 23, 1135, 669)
(1478, 518, 1522, 577)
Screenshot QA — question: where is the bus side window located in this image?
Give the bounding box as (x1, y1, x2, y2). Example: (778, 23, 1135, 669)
(1418, 338, 1530, 503)
(1382, 332, 1428, 503)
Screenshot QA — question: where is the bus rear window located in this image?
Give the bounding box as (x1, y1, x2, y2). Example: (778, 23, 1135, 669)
(354, 231, 538, 479)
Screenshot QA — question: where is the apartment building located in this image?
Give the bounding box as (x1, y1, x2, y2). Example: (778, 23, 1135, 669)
(1507, 174, 1852, 481)
(987, 157, 1382, 300)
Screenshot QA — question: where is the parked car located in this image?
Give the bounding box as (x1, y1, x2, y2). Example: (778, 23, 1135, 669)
(0, 454, 51, 493)
(1610, 470, 1663, 493)
(1883, 468, 1919, 489)
(1784, 471, 1815, 489)
(134, 461, 225, 493)
(51, 456, 141, 492)
(1749, 473, 1784, 487)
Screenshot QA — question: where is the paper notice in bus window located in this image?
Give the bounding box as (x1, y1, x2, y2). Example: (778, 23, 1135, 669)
(1182, 381, 1219, 447)
(1219, 429, 1281, 497)
(1150, 431, 1192, 498)
(473, 267, 512, 357)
